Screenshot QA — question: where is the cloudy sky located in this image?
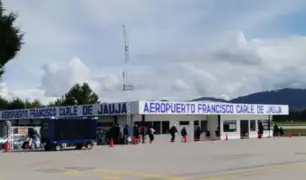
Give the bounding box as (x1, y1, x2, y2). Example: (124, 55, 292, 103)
(2, 0, 306, 104)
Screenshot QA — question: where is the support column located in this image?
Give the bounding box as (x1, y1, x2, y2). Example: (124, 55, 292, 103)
(141, 115, 145, 144)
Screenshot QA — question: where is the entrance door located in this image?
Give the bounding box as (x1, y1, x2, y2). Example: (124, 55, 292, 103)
(194, 121, 199, 141)
(179, 121, 191, 141)
(240, 120, 249, 138)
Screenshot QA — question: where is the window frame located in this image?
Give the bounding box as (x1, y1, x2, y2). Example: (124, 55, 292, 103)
(152, 121, 161, 134)
(250, 120, 256, 131)
(261, 120, 271, 131)
(179, 121, 190, 126)
(162, 121, 170, 134)
(223, 120, 237, 132)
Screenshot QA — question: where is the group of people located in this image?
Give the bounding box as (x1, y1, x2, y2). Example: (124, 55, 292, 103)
(104, 124, 156, 145)
(103, 123, 223, 145)
(273, 124, 285, 136)
(104, 123, 223, 145)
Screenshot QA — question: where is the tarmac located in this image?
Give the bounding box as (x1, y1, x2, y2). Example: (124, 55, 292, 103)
(1, 137, 306, 180)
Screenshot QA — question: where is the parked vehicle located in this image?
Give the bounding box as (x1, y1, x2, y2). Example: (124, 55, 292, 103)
(11, 134, 27, 149)
(0, 136, 8, 149)
(0, 134, 27, 150)
(40, 119, 97, 151)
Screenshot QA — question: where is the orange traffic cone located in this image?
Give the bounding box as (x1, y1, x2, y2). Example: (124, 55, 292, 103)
(109, 138, 114, 148)
(225, 134, 228, 141)
(4, 141, 9, 152)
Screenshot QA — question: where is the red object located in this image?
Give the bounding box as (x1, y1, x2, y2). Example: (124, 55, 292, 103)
(225, 134, 228, 141)
(183, 136, 188, 142)
(258, 133, 262, 139)
(288, 132, 292, 138)
(132, 137, 137, 145)
(109, 138, 114, 148)
(138, 135, 142, 142)
(4, 141, 9, 152)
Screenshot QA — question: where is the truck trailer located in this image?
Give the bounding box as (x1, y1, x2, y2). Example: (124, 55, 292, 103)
(40, 118, 97, 151)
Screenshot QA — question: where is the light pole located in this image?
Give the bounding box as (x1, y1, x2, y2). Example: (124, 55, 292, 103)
(122, 24, 134, 126)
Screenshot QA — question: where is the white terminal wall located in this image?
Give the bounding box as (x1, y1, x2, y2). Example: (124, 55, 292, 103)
(220, 115, 271, 140)
(132, 114, 271, 141)
(133, 114, 209, 141)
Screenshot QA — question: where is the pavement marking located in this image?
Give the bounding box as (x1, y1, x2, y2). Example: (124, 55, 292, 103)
(101, 175, 121, 180)
(94, 169, 187, 180)
(93, 162, 306, 180)
(63, 170, 82, 176)
(201, 163, 306, 180)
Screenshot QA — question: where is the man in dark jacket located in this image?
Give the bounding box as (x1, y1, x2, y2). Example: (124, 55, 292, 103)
(215, 126, 220, 139)
(114, 124, 120, 144)
(181, 127, 187, 142)
(273, 124, 279, 137)
(123, 125, 130, 144)
(133, 124, 140, 143)
(258, 121, 264, 138)
(194, 126, 202, 141)
(169, 125, 178, 142)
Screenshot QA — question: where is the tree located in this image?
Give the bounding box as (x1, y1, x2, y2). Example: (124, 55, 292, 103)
(24, 99, 42, 108)
(0, 0, 24, 77)
(48, 97, 64, 107)
(7, 98, 25, 109)
(0, 96, 8, 109)
(52, 82, 99, 106)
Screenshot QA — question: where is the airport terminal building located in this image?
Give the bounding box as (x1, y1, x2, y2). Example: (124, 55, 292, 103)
(0, 101, 289, 141)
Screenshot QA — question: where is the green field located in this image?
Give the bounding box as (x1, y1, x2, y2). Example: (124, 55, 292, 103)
(273, 121, 306, 126)
(284, 129, 306, 136)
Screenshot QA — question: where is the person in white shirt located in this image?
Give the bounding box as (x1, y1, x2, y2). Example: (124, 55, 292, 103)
(148, 126, 155, 143)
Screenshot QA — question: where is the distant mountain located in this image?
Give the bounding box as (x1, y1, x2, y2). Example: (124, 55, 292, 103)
(230, 88, 306, 110)
(191, 97, 229, 102)
(193, 88, 306, 110)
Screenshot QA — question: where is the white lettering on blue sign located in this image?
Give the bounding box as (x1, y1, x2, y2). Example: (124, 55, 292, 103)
(30, 108, 57, 118)
(142, 102, 286, 115)
(82, 105, 93, 116)
(1, 110, 29, 119)
(0, 102, 128, 120)
(59, 106, 78, 116)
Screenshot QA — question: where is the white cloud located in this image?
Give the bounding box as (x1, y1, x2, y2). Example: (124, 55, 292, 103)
(2, 0, 306, 104)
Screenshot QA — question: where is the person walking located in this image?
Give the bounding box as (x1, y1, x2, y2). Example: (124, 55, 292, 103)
(123, 125, 130, 144)
(133, 124, 140, 144)
(169, 125, 178, 142)
(148, 126, 155, 143)
(181, 127, 188, 142)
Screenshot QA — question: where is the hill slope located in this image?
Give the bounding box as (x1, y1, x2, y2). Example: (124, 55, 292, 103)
(230, 88, 306, 110)
(193, 88, 306, 110)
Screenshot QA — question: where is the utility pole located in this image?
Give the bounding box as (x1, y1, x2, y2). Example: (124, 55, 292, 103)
(122, 24, 133, 125)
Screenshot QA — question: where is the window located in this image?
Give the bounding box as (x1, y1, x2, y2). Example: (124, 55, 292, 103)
(153, 121, 161, 134)
(194, 121, 199, 126)
(250, 120, 256, 131)
(97, 122, 114, 127)
(179, 121, 190, 125)
(223, 120, 237, 132)
(145, 121, 153, 127)
(261, 120, 271, 130)
(134, 121, 142, 126)
(201, 120, 208, 131)
(162, 121, 170, 134)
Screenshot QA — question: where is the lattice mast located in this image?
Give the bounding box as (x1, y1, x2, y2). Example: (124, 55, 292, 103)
(122, 24, 133, 125)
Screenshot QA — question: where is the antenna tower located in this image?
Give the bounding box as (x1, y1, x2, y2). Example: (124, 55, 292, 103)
(122, 24, 133, 125)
